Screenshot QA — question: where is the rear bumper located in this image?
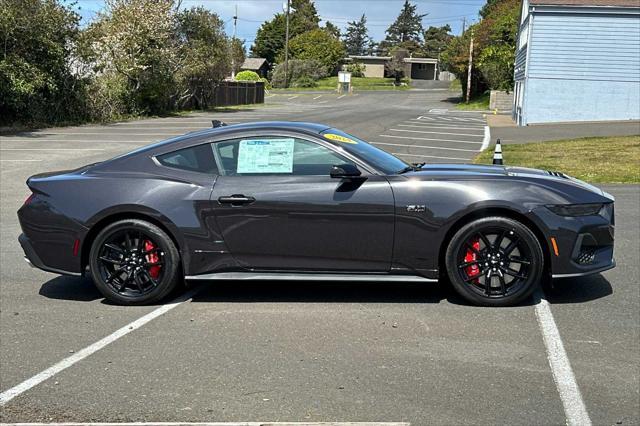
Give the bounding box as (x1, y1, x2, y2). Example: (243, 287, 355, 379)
(18, 233, 81, 277)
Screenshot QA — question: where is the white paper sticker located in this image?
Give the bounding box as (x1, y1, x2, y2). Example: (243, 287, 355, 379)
(237, 138, 295, 174)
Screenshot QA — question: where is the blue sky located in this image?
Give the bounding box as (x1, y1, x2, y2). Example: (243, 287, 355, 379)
(69, 0, 486, 51)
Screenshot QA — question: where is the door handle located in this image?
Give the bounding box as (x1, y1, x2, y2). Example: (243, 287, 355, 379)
(218, 195, 256, 205)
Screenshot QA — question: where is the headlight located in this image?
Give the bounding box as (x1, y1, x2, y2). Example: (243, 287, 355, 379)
(546, 203, 605, 217)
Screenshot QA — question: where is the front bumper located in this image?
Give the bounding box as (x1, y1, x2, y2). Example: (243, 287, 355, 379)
(531, 204, 615, 278)
(18, 233, 81, 277)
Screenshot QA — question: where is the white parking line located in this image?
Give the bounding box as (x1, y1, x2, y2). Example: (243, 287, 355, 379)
(410, 119, 484, 128)
(287, 95, 299, 100)
(379, 134, 483, 145)
(392, 152, 470, 161)
(535, 289, 592, 426)
(481, 126, 491, 151)
(389, 128, 484, 138)
(337, 94, 346, 99)
(371, 141, 478, 152)
(313, 95, 323, 100)
(0, 287, 202, 406)
(398, 124, 485, 134)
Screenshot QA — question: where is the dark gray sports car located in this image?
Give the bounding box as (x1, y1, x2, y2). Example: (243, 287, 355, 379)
(18, 122, 615, 306)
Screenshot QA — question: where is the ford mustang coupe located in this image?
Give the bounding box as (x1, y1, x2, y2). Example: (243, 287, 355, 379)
(18, 122, 615, 306)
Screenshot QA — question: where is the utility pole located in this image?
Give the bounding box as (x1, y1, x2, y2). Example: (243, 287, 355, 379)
(461, 17, 466, 35)
(284, 0, 290, 88)
(465, 35, 474, 103)
(231, 4, 238, 79)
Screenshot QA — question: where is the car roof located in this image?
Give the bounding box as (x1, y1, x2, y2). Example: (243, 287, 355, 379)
(182, 121, 333, 141)
(111, 121, 335, 161)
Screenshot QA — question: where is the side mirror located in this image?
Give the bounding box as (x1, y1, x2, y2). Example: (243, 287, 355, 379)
(330, 164, 362, 179)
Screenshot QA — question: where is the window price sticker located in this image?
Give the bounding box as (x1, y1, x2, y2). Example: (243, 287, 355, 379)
(237, 138, 295, 174)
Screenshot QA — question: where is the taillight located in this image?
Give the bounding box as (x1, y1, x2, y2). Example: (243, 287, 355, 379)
(24, 193, 35, 205)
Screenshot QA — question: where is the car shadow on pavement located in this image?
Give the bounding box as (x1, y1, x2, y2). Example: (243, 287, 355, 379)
(37, 274, 613, 306)
(39, 275, 103, 302)
(190, 281, 448, 304)
(546, 274, 613, 304)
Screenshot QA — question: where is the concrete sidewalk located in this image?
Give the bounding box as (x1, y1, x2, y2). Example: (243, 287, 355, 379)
(487, 114, 640, 145)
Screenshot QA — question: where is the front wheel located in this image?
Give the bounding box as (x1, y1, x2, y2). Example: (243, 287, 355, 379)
(445, 216, 544, 307)
(89, 219, 181, 305)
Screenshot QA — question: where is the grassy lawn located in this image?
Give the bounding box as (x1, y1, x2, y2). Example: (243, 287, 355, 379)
(272, 76, 409, 91)
(455, 92, 490, 111)
(473, 135, 640, 184)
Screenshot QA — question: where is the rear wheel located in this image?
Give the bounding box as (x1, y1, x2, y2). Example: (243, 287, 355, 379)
(445, 216, 543, 307)
(89, 219, 181, 305)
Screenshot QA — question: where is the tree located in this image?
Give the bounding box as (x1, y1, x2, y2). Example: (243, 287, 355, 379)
(379, 0, 426, 54)
(440, 28, 479, 98)
(441, 0, 519, 99)
(423, 25, 452, 59)
(286, 28, 345, 73)
(475, 0, 519, 91)
(250, 0, 320, 64)
(230, 37, 246, 76)
(343, 14, 373, 56)
(83, 0, 179, 114)
(386, 48, 409, 84)
(0, 0, 83, 124)
(323, 21, 341, 39)
(175, 7, 234, 109)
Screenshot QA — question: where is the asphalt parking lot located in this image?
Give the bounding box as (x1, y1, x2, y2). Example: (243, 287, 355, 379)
(0, 90, 638, 425)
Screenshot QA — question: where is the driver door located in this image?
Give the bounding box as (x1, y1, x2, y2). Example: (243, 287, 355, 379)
(209, 135, 395, 272)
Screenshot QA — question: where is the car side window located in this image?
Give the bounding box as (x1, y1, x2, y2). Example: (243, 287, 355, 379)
(213, 137, 355, 176)
(156, 144, 218, 174)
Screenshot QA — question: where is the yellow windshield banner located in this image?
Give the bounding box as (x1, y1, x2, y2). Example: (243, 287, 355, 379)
(323, 133, 358, 144)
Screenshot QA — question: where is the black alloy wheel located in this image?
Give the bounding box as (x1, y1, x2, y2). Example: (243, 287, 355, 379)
(89, 219, 181, 305)
(445, 216, 544, 307)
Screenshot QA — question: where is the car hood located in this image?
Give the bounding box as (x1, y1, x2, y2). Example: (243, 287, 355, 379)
(407, 163, 612, 200)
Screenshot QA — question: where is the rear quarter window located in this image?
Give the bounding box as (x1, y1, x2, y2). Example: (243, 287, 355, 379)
(156, 144, 218, 174)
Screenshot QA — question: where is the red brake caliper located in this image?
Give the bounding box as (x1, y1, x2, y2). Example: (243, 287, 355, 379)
(144, 240, 161, 279)
(465, 238, 481, 284)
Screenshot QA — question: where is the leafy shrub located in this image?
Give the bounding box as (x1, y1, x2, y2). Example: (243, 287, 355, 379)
(345, 62, 366, 77)
(235, 70, 260, 81)
(271, 59, 327, 88)
(259, 77, 272, 90)
(287, 28, 345, 73)
(291, 76, 317, 88)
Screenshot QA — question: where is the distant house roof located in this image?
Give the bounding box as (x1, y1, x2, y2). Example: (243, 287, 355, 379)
(241, 58, 268, 70)
(347, 55, 391, 61)
(530, 0, 640, 6)
(403, 57, 438, 64)
(344, 55, 438, 63)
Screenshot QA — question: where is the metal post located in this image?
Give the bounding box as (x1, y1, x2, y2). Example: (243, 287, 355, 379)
(284, 0, 290, 88)
(465, 36, 474, 103)
(231, 4, 238, 79)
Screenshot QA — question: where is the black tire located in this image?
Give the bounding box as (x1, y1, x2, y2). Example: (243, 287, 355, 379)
(89, 219, 181, 305)
(445, 216, 543, 307)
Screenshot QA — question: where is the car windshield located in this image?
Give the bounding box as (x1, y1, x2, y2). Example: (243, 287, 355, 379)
(320, 129, 410, 175)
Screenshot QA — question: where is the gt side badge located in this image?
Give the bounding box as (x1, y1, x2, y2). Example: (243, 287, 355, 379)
(406, 204, 426, 212)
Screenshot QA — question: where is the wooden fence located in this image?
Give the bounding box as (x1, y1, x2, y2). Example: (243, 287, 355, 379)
(212, 81, 264, 107)
(183, 80, 265, 110)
